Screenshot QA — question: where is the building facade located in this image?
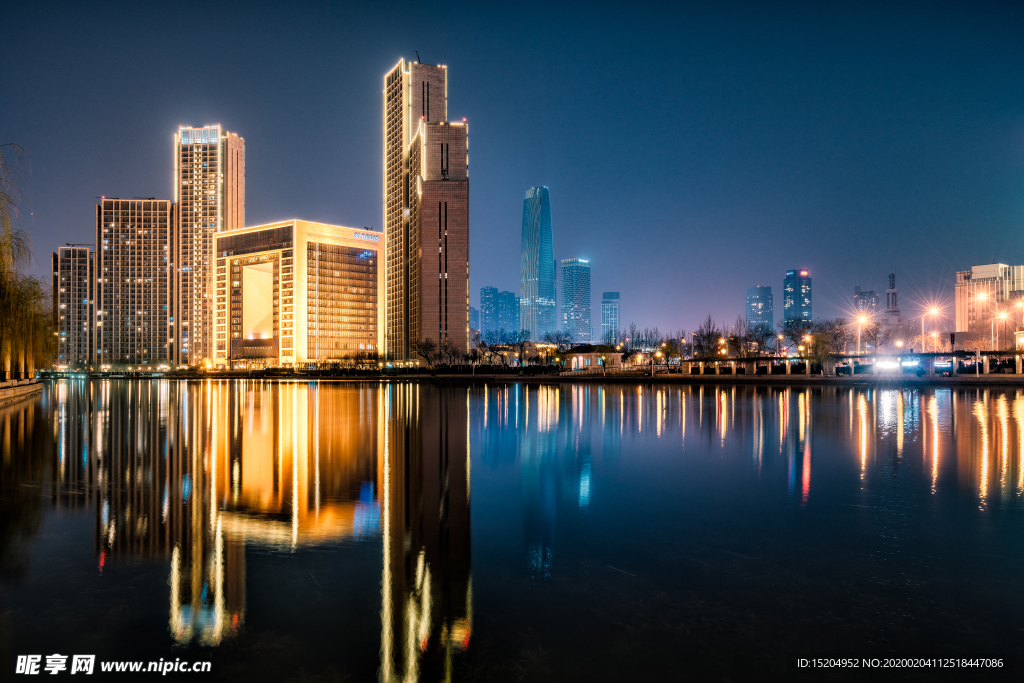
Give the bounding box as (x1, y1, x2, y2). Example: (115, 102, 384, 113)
(498, 290, 519, 332)
(783, 269, 812, 322)
(601, 292, 619, 341)
(94, 198, 174, 368)
(745, 286, 773, 331)
(51, 247, 94, 367)
(853, 286, 878, 316)
(383, 59, 469, 363)
(955, 263, 1024, 333)
(173, 125, 245, 367)
(520, 187, 556, 341)
(560, 258, 591, 343)
(212, 220, 383, 368)
(480, 286, 498, 334)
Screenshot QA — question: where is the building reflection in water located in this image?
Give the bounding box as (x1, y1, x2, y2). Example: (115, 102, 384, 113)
(380, 384, 472, 683)
(14, 380, 1024, 675)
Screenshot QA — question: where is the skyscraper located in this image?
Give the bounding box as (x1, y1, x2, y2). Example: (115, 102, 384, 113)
(853, 286, 879, 316)
(173, 125, 245, 367)
(479, 286, 498, 333)
(520, 187, 555, 341)
(601, 292, 619, 341)
(498, 291, 520, 332)
(384, 58, 469, 363)
(560, 258, 591, 343)
(95, 198, 174, 368)
(783, 269, 812, 322)
(51, 246, 94, 367)
(745, 286, 773, 331)
(469, 306, 479, 333)
(479, 287, 519, 341)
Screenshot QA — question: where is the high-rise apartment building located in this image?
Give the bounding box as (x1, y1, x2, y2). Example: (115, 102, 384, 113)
(213, 220, 382, 368)
(383, 59, 469, 363)
(745, 286, 773, 331)
(783, 269, 812, 322)
(955, 263, 1024, 333)
(601, 292, 619, 341)
(520, 187, 556, 341)
(51, 247, 94, 367)
(95, 198, 174, 368)
(853, 286, 879, 316)
(560, 258, 591, 343)
(469, 306, 479, 332)
(173, 125, 245, 367)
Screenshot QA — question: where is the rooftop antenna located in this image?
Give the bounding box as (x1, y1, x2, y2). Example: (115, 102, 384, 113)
(415, 51, 421, 63)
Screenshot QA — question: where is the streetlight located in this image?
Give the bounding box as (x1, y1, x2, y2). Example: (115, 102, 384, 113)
(857, 316, 868, 354)
(997, 311, 1009, 349)
(922, 307, 939, 352)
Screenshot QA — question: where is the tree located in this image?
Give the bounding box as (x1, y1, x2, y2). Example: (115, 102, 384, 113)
(692, 316, 722, 359)
(808, 318, 848, 375)
(778, 318, 814, 354)
(508, 329, 531, 365)
(0, 143, 53, 378)
(542, 330, 573, 353)
(861, 323, 892, 354)
(411, 338, 438, 367)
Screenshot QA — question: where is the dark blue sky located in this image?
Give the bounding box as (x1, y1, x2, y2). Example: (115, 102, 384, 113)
(3, 1, 1022, 332)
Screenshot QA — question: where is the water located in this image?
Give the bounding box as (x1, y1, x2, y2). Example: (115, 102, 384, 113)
(1, 380, 1022, 681)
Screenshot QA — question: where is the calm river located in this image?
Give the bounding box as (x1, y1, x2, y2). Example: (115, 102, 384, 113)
(1, 380, 1021, 680)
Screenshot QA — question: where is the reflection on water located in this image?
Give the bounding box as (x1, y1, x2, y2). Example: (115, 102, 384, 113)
(2, 381, 1023, 679)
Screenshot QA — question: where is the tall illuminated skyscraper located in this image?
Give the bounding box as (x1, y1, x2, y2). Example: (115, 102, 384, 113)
(383, 58, 469, 363)
(94, 198, 174, 368)
(173, 125, 245, 367)
(560, 258, 591, 343)
(520, 187, 555, 341)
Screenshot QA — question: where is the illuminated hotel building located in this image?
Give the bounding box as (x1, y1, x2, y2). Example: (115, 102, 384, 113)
(51, 246, 94, 367)
(955, 263, 1024, 334)
(212, 220, 383, 368)
(94, 198, 174, 368)
(383, 59, 470, 363)
(173, 125, 245, 367)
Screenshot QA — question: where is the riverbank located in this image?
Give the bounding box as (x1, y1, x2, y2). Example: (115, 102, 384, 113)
(0, 378, 43, 408)
(41, 372, 1024, 388)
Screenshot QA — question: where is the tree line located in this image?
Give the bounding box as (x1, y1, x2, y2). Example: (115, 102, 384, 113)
(1, 144, 54, 379)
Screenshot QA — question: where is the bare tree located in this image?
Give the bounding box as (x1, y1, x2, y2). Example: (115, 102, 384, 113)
(411, 338, 438, 367)
(692, 316, 722, 359)
(862, 323, 892, 353)
(542, 330, 574, 353)
(809, 318, 848, 375)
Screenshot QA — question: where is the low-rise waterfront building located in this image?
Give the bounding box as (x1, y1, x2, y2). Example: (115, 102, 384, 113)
(213, 220, 383, 368)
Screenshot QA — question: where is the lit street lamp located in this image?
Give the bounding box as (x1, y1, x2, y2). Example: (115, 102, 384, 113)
(923, 307, 939, 352)
(857, 316, 868, 354)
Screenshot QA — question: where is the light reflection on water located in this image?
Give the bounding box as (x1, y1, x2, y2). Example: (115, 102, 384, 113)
(1, 380, 1023, 680)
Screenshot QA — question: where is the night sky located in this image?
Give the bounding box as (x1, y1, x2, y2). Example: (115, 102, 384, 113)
(3, 1, 1022, 333)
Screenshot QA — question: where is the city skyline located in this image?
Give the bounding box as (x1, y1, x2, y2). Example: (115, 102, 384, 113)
(5, 4, 1023, 333)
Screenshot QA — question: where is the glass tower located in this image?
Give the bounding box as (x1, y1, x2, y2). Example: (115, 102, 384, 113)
(601, 292, 619, 341)
(560, 258, 591, 344)
(745, 286, 773, 331)
(520, 187, 555, 341)
(783, 270, 812, 321)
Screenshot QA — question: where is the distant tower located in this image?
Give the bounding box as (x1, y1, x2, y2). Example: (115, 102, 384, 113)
(601, 292, 620, 341)
(783, 269, 812, 321)
(520, 187, 556, 340)
(560, 258, 591, 343)
(885, 273, 900, 317)
(745, 286, 773, 331)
